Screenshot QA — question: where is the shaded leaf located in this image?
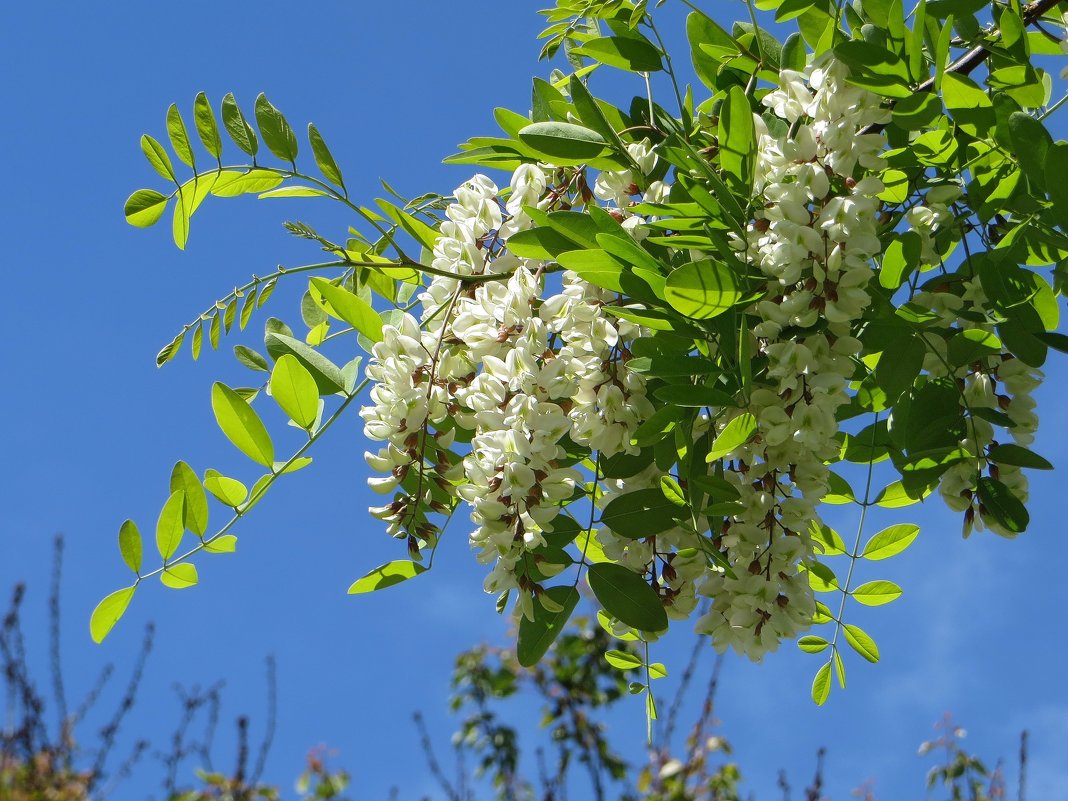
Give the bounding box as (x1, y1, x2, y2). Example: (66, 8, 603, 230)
(348, 560, 429, 593)
(588, 563, 668, 632)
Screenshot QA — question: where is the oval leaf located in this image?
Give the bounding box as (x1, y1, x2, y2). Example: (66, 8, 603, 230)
(517, 585, 580, 667)
(811, 662, 832, 705)
(605, 649, 643, 670)
(118, 519, 142, 575)
(194, 91, 223, 160)
(851, 580, 903, 606)
(308, 123, 345, 188)
(155, 490, 186, 561)
(203, 473, 248, 507)
(271, 354, 319, 429)
(798, 635, 830, 654)
(310, 278, 383, 343)
(348, 560, 428, 594)
(843, 624, 880, 662)
(220, 93, 258, 157)
(665, 261, 743, 320)
(588, 562, 668, 632)
(90, 587, 136, 644)
(161, 563, 199, 590)
(170, 461, 209, 537)
(600, 488, 684, 539)
(976, 477, 1029, 534)
(211, 383, 275, 468)
(861, 524, 919, 560)
(518, 121, 608, 161)
(255, 93, 299, 162)
(707, 412, 757, 462)
(124, 189, 169, 228)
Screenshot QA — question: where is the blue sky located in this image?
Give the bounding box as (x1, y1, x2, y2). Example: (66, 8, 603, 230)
(2, 1, 1067, 798)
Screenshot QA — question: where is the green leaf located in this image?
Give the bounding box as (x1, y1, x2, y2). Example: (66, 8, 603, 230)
(1008, 112, 1052, 191)
(947, 329, 1002, 364)
(976, 476, 1029, 534)
(308, 123, 345, 188)
(843, 624, 880, 662)
(234, 345, 269, 372)
(878, 232, 921, 288)
(212, 169, 284, 197)
(161, 563, 199, 590)
(166, 103, 195, 168)
(987, 443, 1053, 470)
(155, 489, 186, 561)
(210, 383, 275, 468)
(517, 585, 581, 666)
(518, 121, 608, 162)
(891, 92, 943, 130)
(776, 0, 817, 22)
(720, 86, 754, 193)
(659, 476, 687, 506)
(169, 461, 209, 537)
(118, 519, 142, 574)
(193, 92, 222, 160)
(605, 649, 644, 670)
(811, 662, 832, 705)
(852, 580, 903, 606)
(798, 635, 830, 654)
(781, 31, 807, 70)
(706, 413, 757, 462)
(204, 534, 238, 554)
(258, 186, 330, 199)
(141, 134, 177, 183)
(942, 72, 995, 136)
(833, 40, 912, 97)
(631, 404, 683, 447)
(824, 471, 855, 504)
(568, 76, 628, 162)
(220, 93, 258, 157)
(809, 521, 847, 556)
(861, 523, 919, 560)
(310, 278, 383, 342)
(588, 563, 668, 632)
(507, 226, 582, 259)
(648, 662, 668, 679)
(264, 333, 346, 395)
(124, 189, 169, 228)
(804, 561, 839, 592)
(665, 261, 743, 320)
(874, 480, 925, 508)
(572, 35, 663, 72)
(348, 560, 429, 593)
(874, 335, 924, 402)
(1046, 143, 1068, 230)
(271, 354, 319, 430)
(203, 472, 248, 507)
(600, 488, 684, 538)
(90, 587, 136, 644)
(255, 93, 298, 163)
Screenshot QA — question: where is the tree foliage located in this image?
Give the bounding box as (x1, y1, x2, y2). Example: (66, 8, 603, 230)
(103, 0, 1068, 710)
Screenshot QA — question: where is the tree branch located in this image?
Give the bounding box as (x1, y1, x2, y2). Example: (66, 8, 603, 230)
(863, 0, 1065, 133)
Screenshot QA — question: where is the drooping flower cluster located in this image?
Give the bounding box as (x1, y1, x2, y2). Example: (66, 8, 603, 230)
(688, 59, 893, 658)
(360, 57, 1041, 661)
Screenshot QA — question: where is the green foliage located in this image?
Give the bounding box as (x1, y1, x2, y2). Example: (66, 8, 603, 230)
(103, 0, 1068, 719)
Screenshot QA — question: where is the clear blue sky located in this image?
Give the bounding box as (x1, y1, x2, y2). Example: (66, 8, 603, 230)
(2, 2, 1067, 798)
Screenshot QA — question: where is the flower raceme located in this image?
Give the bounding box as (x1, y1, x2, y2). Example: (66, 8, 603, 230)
(358, 57, 1041, 662)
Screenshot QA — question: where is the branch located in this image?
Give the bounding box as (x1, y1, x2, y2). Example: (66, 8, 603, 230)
(863, 0, 1066, 134)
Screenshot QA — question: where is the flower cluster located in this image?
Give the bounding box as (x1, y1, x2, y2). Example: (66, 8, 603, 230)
(360, 57, 1040, 661)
